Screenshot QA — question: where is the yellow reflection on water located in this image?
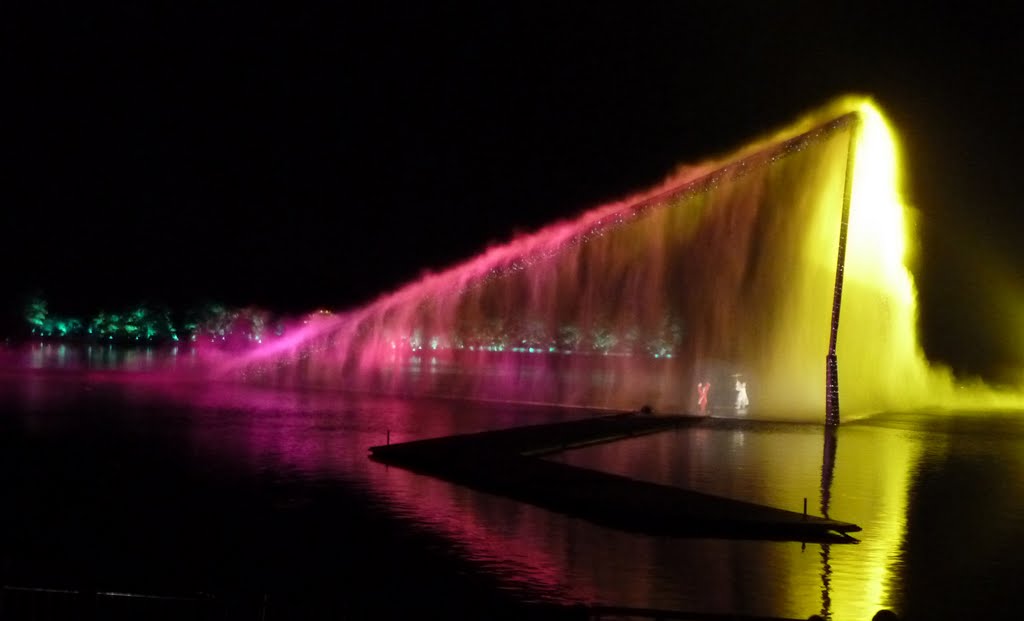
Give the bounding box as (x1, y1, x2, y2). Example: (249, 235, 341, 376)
(550, 420, 934, 619)
(826, 424, 926, 619)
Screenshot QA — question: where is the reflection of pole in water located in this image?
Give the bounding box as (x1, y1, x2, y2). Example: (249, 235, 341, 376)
(818, 425, 839, 620)
(820, 426, 838, 518)
(820, 543, 833, 620)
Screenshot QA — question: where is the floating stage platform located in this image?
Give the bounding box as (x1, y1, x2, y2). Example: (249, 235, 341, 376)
(370, 413, 861, 543)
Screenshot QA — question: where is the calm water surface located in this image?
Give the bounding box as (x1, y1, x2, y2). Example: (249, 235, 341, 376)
(3, 350, 1023, 620)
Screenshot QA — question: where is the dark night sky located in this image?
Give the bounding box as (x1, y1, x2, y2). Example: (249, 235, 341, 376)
(3, 2, 1023, 377)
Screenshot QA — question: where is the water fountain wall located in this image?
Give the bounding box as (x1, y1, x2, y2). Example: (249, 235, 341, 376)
(225, 98, 963, 419)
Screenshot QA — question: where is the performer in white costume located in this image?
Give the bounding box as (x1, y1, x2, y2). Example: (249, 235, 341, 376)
(735, 379, 749, 411)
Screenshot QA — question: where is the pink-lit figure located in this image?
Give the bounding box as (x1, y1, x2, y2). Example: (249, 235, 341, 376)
(697, 382, 710, 415)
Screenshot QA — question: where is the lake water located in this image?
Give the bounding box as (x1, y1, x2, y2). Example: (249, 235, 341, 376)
(3, 348, 1024, 620)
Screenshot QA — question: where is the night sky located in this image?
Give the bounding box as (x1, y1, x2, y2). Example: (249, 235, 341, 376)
(4, 2, 1023, 377)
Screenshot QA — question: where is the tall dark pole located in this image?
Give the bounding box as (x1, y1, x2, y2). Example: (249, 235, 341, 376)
(826, 117, 860, 427)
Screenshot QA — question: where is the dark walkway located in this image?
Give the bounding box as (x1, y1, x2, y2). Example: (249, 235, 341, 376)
(370, 413, 860, 543)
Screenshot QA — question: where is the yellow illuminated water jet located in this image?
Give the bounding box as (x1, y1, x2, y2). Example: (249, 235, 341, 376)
(834, 99, 1023, 416)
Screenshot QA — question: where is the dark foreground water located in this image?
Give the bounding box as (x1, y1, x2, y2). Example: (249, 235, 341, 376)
(2, 361, 1024, 619)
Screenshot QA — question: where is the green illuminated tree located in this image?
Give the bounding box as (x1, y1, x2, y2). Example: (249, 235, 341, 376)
(25, 297, 48, 334)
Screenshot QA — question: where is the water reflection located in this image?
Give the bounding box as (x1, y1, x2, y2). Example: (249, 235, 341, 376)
(552, 417, 931, 619)
(4, 367, 1024, 619)
(818, 426, 838, 620)
(14, 342, 202, 372)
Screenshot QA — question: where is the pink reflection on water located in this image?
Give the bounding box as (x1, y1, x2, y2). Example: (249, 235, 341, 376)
(166, 382, 600, 603)
(0, 363, 602, 602)
(155, 381, 783, 610)
(40, 370, 600, 603)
